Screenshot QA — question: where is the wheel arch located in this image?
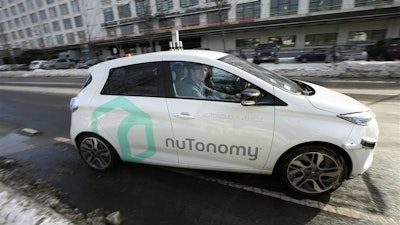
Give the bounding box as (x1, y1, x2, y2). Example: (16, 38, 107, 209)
(272, 141, 352, 179)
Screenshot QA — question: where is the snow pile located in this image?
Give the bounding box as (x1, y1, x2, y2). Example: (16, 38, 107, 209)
(0, 60, 399, 78)
(262, 60, 400, 78)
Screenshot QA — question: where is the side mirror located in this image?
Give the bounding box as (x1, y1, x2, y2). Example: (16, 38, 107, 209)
(241, 88, 261, 106)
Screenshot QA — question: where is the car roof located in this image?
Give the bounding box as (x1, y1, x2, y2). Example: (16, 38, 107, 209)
(89, 50, 228, 73)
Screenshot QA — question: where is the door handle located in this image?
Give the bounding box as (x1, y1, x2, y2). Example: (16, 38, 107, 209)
(173, 112, 194, 119)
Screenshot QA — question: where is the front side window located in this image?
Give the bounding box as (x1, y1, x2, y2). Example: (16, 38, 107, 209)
(101, 62, 162, 97)
(220, 55, 303, 94)
(171, 61, 252, 101)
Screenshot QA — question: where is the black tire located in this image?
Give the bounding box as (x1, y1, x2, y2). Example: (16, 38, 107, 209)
(278, 145, 347, 196)
(301, 58, 307, 63)
(77, 134, 120, 171)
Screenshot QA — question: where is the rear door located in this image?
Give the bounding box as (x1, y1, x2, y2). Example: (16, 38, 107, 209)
(90, 61, 178, 165)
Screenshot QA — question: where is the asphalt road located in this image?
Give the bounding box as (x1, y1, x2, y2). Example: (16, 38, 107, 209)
(0, 75, 399, 225)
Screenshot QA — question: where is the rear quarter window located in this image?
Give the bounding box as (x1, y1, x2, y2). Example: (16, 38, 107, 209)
(101, 62, 162, 97)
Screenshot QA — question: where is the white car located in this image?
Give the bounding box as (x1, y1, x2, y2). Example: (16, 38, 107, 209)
(29, 60, 48, 70)
(70, 50, 378, 196)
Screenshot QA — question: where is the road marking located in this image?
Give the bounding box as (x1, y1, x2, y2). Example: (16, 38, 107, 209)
(170, 169, 399, 225)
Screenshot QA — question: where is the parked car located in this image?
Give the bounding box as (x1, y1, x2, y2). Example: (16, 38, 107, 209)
(70, 50, 378, 196)
(76, 59, 104, 69)
(43, 58, 76, 69)
(366, 38, 400, 61)
(226, 49, 247, 59)
(323, 45, 367, 62)
(253, 43, 280, 64)
(295, 48, 331, 63)
(29, 60, 48, 70)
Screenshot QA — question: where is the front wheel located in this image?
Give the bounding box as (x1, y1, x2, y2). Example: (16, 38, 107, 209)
(278, 145, 347, 196)
(77, 134, 120, 171)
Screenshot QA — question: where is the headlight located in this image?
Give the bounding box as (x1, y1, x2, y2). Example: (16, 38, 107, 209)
(337, 111, 375, 126)
(70, 97, 79, 112)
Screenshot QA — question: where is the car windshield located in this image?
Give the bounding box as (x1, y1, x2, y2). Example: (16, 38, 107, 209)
(219, 55, 303, 94)
(258, 44, 276, 49)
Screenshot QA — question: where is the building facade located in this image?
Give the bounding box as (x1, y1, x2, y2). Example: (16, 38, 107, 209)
(0, 0, 399, 63)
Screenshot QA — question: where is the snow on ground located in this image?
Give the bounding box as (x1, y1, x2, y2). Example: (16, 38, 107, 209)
(0, 59, 399, 78)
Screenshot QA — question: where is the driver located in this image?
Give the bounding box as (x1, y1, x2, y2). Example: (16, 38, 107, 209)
(176, 63, 226, 99)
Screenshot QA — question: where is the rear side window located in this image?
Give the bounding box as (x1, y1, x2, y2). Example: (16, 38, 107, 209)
(101, 62, 162, 97)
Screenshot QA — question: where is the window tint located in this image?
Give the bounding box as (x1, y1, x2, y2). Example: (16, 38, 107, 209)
(101, 62, 161, 97)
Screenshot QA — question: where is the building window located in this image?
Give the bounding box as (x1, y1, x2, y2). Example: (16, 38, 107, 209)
(36, 0, 44, 8)
(236, 38, 259, 48)
(52, 21, 61, 31)
(46, 36, 54, 47)
(30, 13, 38, 23)
(136, 0, 151, 17)
(355, 0, 392, 7)
(101, 0, 111, 5)
(118, 3, 132, 19)
(159, 18, 174, 28)
(18, 30, 25, 39)
(27, 0, 34, 9)
(56, 34, 64, 45)
(103, 8, 114, 22)
(305, 33, 337, 46)
(39, 10, 47, 20)
(270, 0, 298, 16)
(309, 0, 341, 12)
(348, 30, 386, 43)
(157, 0, 172, 12)
(121, 24, 134, 35)
(180, 0, 198, 8)
(59, 3, 69, 15)
(66, 32, 75, 44)
(18, 3, 25, 13)
(63, 18, 73, 30)
(106, 27, 117, 36)
(26, 28, 33, 37)
(236, 1, 260, 21)
(206, 10, 228, 24)
(77, 31, 86, 41)
(49, 7, 57, 18)
(14, 18, 20, 28)
(181, 14, 199, 27)
(268, 36, 296, 47)
(43, 23, 51, 33)
(46, 0, 54, 4)
(71, 0, 80, 13)
(74, 16, 83, 27)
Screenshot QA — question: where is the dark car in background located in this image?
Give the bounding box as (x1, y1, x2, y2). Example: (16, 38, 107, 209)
(253, 43, 280, 64)
(295, 48, 331, 63)
(76, 58, 104, 69)
(366, 38, 400, 61)
(42, 58, 76, 69)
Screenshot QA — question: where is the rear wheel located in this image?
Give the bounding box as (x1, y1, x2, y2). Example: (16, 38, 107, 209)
(278, 145, 347, 196)
(77, 134, 119, 171)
